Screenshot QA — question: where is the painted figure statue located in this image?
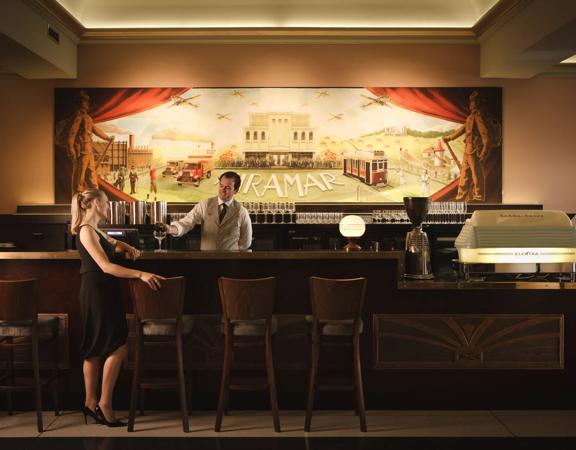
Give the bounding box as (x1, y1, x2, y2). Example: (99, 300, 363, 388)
(65, 91, 114, 195)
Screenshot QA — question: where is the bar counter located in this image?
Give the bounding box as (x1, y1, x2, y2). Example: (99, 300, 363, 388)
(1, 250, 576, 410)
(0, 249, 405, 261)
(2, 249, 575, 289)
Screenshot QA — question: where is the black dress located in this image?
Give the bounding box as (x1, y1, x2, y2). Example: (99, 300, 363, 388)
(76, 225, 128, 359)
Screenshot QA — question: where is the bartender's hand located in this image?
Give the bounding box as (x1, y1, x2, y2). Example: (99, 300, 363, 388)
(163, 224, 177, 235)
(154, 222, 171, 234)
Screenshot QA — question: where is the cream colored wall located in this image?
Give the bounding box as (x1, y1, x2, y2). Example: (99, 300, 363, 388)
(1, 43, 575, 212)
(500, 78, 576, 210)
(0, 79, 55, 211)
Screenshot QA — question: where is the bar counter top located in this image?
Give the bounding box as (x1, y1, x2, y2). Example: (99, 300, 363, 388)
(0, 249, 404, 260)
(398, 278, 576, 290)
(2, 249, 576, 290)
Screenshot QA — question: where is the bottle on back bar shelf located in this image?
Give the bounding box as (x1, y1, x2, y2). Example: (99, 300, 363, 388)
(256, 202, 265, 224)
(274, 208, 283, 224)
(265, 202, 274, 224)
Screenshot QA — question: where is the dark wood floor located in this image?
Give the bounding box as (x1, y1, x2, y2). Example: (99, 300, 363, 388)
(2, 436, 576, 450)
(3, 410, 576, 438)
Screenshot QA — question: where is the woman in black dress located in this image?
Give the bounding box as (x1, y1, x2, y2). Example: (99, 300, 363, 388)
(71, 189, 164, 427)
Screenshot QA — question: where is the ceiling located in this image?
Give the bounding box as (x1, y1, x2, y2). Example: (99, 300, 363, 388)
(55, 0, 500, 29)
(2, 0, 575, 79)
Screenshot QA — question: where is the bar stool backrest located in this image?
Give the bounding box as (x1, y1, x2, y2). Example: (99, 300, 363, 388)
(129, 276, 186, 321)
(0, 279, 38, 323)
(309, 277, 367, 321)
(218, 277, 276, 321)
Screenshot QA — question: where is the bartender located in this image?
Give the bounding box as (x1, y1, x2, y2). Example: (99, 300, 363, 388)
(164, 171, 252, 251)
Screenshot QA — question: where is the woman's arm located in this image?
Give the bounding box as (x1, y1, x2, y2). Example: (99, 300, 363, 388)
(113, 239, 141, 260)
(79, 227, 162, 289)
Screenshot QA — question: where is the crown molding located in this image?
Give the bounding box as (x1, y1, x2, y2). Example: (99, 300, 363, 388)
(26, 0, 531, 45)
(79, 27, 477, 44)
(472, 0, 533, 41)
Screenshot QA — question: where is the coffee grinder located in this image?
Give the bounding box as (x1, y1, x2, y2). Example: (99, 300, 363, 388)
(404, 196, 434, 279)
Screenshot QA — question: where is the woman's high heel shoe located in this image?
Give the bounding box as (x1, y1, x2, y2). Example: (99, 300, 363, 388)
(82, 406, 100, 425)
(95, 405, 126, 428)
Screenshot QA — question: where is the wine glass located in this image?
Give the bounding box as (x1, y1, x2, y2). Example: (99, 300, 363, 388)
(288, 202, 296, 223)
(153, 225, 167, 251)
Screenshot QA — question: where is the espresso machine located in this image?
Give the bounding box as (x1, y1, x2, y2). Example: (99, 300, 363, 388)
(404, 197, 434, 279)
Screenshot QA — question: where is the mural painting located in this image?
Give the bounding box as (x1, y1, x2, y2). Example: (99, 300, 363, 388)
(54, 87, 502, 203)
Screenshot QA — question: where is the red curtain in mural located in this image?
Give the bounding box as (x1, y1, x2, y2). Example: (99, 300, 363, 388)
(366, 87, 501, 202)
(367, 87, 469, 124)
(89, 88, 189, 123)
(55, 88, 189, 202)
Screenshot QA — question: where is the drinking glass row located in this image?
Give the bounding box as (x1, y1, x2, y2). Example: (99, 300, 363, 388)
(424, 201, 468, 224)
(243, 202, 297, 216)
(371, 202, 468, 224)
(295, 212, 344, 225)
(163, 201, 468, 226)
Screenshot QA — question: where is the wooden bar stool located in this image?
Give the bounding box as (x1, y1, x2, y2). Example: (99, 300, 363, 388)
(215, 276, 280, 432)
(0, 279, 61, 433)
(128, 276, 194, 432)
(305, 276, 367, 432)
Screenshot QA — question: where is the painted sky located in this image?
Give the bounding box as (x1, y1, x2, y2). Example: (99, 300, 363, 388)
(100, 88, 460, 160)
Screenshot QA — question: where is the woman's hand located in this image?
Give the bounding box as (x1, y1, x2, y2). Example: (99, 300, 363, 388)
(126, 246, 141, 261)
(139, 272, 166, 290)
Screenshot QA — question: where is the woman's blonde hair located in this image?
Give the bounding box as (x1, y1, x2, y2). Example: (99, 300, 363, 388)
(70, 189, 105, 235)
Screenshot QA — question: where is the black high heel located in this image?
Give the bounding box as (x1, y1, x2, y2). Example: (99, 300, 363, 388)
(82, 406, 100, 425)
(95, 405, 126, 428)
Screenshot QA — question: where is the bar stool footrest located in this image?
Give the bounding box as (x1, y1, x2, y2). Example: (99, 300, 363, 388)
(229, 377, 269, 391)
(139, 378, 179, 390)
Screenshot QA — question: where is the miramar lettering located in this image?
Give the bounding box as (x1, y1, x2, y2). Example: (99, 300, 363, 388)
(241, 173, 345, 198)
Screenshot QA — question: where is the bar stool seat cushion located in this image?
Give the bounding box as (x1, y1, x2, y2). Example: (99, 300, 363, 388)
(0, 315, 59, 338)
(305, 316, 363, 336)
(221, 317, 278, 337)
(141, 315, 194, 337)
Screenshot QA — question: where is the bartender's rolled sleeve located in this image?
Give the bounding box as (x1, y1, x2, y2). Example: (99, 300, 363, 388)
(170, 202, 204, 237)
(170, 220, 186, 237)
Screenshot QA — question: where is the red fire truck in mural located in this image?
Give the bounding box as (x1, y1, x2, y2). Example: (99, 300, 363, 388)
(177, 156, 214, 187)
(343, 150, 388, 186)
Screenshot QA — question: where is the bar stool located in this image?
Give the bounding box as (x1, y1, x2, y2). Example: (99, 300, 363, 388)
(128, 276, 194, 432)
(0, 279, 60, 433)
(215, 276, 280, 432)
(305, 276, 367, 432)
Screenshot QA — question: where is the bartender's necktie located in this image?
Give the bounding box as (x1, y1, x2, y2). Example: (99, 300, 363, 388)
(219, 203, 227, 223)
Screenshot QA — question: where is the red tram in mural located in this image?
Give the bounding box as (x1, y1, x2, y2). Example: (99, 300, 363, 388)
(343, 151, 388, 186)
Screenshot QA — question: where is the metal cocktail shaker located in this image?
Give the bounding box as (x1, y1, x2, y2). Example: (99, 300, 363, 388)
(129, 201, 147, 225)
(149, 201, 167, 224)
(108, 201, 127, 225)
(403, 197, 434, 279)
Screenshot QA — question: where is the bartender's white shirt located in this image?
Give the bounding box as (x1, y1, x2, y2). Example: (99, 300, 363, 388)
(170, 196, 252, 251)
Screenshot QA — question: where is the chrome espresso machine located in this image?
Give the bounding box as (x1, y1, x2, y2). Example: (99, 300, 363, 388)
(455, 210, 576, 281)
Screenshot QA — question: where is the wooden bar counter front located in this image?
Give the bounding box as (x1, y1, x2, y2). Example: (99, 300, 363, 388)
(0, 250, 574, 411)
